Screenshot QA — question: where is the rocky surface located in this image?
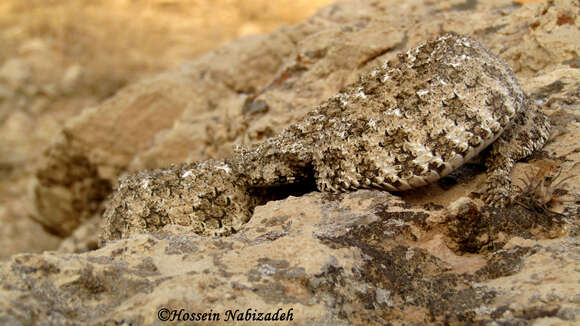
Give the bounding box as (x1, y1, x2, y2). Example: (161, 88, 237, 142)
(0, 0, 333, 258)
(28, 0, 579, 238)
(102, 33, 552, 240)
(0, 0, 579, 325)
(0, 191, 577, 325)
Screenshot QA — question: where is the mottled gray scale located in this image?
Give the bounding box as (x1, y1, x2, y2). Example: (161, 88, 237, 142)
(104, 33, 550, 239)
(307, 33, 527, 192)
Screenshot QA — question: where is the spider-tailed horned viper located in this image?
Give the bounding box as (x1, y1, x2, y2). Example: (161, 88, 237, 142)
(103, 33, 550, 240)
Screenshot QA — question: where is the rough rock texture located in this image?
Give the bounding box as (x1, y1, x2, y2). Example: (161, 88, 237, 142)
(28, 0, 579, 238)
(0, 0, 334, 258)
(103, 33, 551, 239)
(0, 0, 579, 325)
(1, 191, 577, 325)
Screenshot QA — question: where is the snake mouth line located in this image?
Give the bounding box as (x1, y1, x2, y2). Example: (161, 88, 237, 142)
(247, 163, 318, 208)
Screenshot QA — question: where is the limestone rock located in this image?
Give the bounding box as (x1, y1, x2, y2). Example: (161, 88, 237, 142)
(1, 190, 576, 325)
(0, 0, 578, 325)
(29, 0, 578, 237)
(103, 33, 552, 239)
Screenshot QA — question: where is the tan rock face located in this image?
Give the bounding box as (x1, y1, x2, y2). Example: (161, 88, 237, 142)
(102, 32, 552, 239)
(0, 0, 334, 258)
(1, 191, 576, 325)
(0, 0, 578, 325)
(28, 0, 578, 237)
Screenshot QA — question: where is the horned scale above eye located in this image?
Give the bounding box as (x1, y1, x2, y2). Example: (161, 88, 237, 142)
(103, 33, 550, 241)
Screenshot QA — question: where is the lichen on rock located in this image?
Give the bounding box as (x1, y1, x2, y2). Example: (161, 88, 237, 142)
(1, 0, 578, 325)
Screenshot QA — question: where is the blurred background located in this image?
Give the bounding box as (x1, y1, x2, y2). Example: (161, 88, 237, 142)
(0, 0, 333, 258)
(0, 0, 333, 166)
